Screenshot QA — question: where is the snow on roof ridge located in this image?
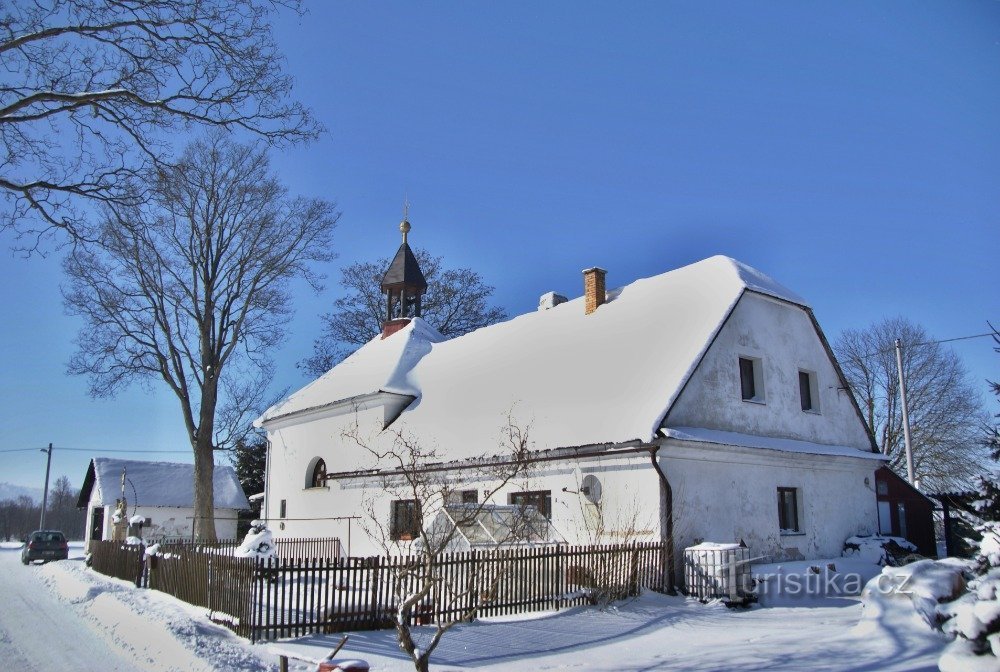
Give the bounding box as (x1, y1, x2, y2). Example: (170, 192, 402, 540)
(257, 317, 445, 423)
(709, 255, 810, 307)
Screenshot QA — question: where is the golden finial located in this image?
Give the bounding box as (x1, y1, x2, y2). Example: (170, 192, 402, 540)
(400, 197, 411, 244)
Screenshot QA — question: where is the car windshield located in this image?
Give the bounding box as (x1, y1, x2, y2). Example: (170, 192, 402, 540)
(32, 532, 64, 543)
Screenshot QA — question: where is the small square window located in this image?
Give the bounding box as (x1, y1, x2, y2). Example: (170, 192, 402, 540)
(739, 356, 765, 402)
(777, 487, 800, 533)
(446, 489, 479, 506)
(799, 370, 819, 412)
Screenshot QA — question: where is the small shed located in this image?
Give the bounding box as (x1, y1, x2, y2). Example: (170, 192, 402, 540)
(77, 457, 250, 548)
(422, 504, 564, 552)
(874, 466, 936, 557)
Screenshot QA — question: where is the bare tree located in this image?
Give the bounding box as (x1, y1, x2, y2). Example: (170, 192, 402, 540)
(63, 134, 338, 540)
(1, 0, 319, 246)
(834, 316, 989, 491)
(300, 249, 507, 376)
(343, 414, 533, 672)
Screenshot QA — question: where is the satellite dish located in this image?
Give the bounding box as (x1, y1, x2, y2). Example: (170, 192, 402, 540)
(581, 474, 602, 504)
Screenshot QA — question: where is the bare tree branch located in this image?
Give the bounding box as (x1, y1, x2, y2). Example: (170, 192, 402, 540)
(63, 133, 338, 540)
(300, 249, 508, 376)
(342, 413, 534, 672)
(1, 0, 320, 246)
(834, 316, 990, 491)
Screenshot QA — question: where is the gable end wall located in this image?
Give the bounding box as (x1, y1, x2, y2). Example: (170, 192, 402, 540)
(664, 292, 872, 449)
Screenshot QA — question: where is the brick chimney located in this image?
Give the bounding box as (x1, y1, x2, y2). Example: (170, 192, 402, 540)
(583, 267, 607, 315)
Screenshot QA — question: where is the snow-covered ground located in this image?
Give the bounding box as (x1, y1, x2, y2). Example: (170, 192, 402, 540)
(0, 542, 951, 671)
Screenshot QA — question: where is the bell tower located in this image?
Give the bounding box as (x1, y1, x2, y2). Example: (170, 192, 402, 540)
(380, 214, 428, 338)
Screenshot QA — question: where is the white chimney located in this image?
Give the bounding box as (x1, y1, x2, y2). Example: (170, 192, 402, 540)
(538, 291, 568, 311)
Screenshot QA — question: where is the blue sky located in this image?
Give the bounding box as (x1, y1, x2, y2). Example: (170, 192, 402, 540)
(1, 1, 997, 490)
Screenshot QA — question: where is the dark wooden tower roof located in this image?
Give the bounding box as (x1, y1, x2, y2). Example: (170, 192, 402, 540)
(381, 234, 427, 291)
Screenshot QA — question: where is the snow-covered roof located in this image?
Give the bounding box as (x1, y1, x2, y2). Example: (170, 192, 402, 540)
(661, 427, 887, 461)
(259, 256, 815, 458)
(259, 317, 445, 423)
(78, 458, 250, 510)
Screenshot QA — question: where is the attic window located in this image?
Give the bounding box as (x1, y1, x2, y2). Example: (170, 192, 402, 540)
(799, 370, 820, 412)
(739, 356, 765, 403)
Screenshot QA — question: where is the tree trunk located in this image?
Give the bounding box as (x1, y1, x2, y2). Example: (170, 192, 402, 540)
(193, 377, 219, 541)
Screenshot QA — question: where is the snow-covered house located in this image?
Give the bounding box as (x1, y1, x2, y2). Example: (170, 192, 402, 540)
(257, 223, 884, 573)
(77, 458, 250, 547)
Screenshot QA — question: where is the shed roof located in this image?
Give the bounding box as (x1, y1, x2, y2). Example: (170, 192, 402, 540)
(77, 458, 250, 510)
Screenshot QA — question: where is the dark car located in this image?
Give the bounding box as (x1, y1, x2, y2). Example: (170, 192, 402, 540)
(21, 530, 69, 564)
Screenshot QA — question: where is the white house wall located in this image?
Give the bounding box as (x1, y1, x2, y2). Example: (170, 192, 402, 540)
(665, 292, 873, 449)
(85, 502, 240, 544)
(264, 406, 388, 544)
(660, 442, 878, 562)
(270, 450, 665, 557)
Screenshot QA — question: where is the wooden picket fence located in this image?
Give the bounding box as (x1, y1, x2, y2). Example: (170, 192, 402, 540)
(88, 540, 670, 643)
(153, 537, 342, 561)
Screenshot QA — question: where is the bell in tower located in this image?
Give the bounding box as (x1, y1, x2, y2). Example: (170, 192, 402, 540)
(380, 217, 428, 338)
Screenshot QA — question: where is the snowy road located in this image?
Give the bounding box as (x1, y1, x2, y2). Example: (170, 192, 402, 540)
(0, 548, 144, 672)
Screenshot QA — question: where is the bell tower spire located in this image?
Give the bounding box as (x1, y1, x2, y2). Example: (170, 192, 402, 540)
(380, 207, 428, 339)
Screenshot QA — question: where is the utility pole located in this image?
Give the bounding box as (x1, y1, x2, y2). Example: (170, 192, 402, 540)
(38, 443, 53, 529)
(894, 339, 916, 486)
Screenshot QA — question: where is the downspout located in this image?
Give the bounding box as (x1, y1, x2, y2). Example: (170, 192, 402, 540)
(649, 446, 677, 595)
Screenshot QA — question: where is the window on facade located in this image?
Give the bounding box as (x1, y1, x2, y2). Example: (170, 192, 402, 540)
(877, 480, 889, 496)
(897, 502, 908, 538)
(739, 356, 764, 402)
(390, 499, 421, 541)
(446, 489, 479, 505)
(310, 458, 327, 488)
(777, 487, 800, 533)
(799, 370, 819, 412)
(279, 499, 287, 518)
(509, 490, 552, 519)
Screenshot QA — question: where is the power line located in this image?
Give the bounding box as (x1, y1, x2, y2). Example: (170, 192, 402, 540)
(0, 446, 191, 454)
(917, 332, 995, 347)
(851, 331, 995, 360)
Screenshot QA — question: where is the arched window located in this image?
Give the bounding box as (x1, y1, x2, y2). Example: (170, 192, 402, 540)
(307, 457, 327, 488)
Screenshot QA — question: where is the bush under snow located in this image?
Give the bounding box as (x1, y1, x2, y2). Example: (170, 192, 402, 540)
(936, 522, 1000, 671)
(858, 522, 1000, 671)
(233, 520, 275, 560)
(844, 534, 918, 566)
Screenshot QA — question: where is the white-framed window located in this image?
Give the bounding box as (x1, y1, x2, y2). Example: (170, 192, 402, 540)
(798, 369, 820, 412)
(739, 356, 765, 403)
(777, 487, 801, 533)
